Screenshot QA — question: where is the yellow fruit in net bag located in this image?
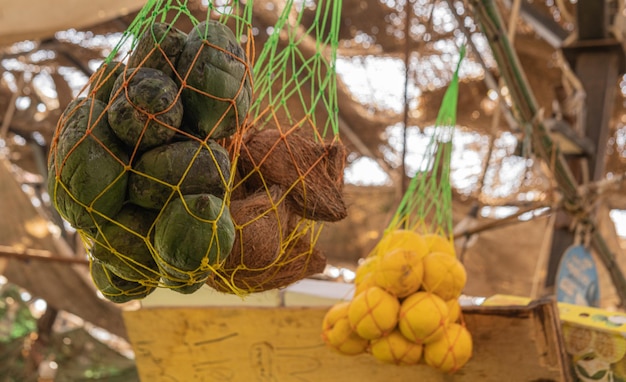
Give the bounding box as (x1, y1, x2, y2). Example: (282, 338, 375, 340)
(322, 302, 369, 355)
(422, 252, 467, 300)
(374, 229, 429, 259)
(354, 256, 380, 285)
(370, 329, 423, 365)
(446, 298, 461, 324)
(424, 233, 456, 257)
(374, 248, 424, 298)
(348, 286, 400, 340)
(423, 323, 473, 373)
(398, 291, 449, 344)
(354, 272, 376, 296)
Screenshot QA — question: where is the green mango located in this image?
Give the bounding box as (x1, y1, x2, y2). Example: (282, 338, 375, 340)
(47, 98, 128, 229)
(154, 194, 235, 280)
(128, 139, 231, 210)
(108, 67, 182, 151)
(91, 204, 160, 282)
(90, 260, 155, 303)
(127, 22, 187, 79)
(88, 61, 125, 104)
(176, 20, 252, 139)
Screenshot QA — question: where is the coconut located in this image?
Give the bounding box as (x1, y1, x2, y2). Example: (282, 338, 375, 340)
(226, 185, 290, 270)
(238, 128, 347, 222)
(207, 187, 327, 294)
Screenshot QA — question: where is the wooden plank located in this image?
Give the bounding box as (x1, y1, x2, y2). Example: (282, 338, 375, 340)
(124, 298, 572, 381)
(0, 0, 145, 46)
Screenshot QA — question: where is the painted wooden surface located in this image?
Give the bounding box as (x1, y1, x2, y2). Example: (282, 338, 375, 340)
(124, 298, 573, 382)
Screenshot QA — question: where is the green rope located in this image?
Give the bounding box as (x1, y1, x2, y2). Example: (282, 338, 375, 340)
(389, 45, 465, 237)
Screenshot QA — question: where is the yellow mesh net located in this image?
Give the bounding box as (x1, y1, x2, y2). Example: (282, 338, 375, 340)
(47, 0, 345, 301)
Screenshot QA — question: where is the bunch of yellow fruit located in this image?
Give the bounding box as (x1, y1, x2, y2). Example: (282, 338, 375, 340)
(321, 230, 473, 373)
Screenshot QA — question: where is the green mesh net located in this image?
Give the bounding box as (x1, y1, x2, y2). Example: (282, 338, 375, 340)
(47, 0, 345, 301)
(371, 46, 465, 256)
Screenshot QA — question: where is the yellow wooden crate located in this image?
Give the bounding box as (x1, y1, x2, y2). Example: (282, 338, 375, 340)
(124, 283, 573, 381)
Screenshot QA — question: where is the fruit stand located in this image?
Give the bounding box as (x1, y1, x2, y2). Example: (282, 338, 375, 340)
(40, 0, 626, 380)
(2, 0, 626, 381)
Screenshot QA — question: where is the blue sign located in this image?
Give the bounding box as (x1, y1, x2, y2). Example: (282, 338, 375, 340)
(556, 245, 599, 307)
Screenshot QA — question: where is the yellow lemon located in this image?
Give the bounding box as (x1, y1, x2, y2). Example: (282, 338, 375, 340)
(422, 252, 467, 300)
(424, 233, 456, 257)
(374, 229, 429, 259)
(374, 248, 424, 298)
(348, 286, 400, 340)
(446, 298, 461, 324)
(321, 302, 369, 355)
(423, 323, 473, 373)
(370, 329, 423, 365)
(398, 291, 449, 344)
(354, 256, 380, 285)
(354, 272, 377, 296)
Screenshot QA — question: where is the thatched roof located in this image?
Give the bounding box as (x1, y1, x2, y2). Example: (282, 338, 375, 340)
(1, 0, 626, 339)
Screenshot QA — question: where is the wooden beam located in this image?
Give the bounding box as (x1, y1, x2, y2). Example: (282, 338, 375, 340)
(502, 0, 569, 48)
(0, 245, 89, 266)
(469, 0, 626, 307)
(577, 0, 609, 40)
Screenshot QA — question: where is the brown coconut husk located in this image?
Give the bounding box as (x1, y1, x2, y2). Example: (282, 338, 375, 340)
(208, 234, 327, 294)
(228, 185, 290, 270)
(238, 128, 347, 222)
(207, 185, 327, 294)
(229, 166, 249, 201)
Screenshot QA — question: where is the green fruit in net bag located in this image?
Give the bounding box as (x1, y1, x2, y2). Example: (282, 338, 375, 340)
(161, 271, 210, 295)
(89, 61, 125, 103)
(91, 204, 160, 282)
(128, 139, 231, 210)
(108, 67, 183, 151)
(176, 20, 252, 139)
(127, 22, 187, 79)
(154, 193, 235, 279)
(48, 98, 129, 229)
(90, 259, 155, 303)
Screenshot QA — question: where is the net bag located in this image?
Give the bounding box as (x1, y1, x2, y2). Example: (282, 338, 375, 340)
(47, 0, 345, 301)
(207, 0, 346, 294)
(322, 47, 473, 373)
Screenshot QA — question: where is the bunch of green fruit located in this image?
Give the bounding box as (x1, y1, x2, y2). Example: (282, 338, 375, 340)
(47, 20, 252, 302)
